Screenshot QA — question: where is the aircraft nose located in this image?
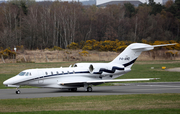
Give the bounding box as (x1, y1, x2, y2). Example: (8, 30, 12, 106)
(3, 76, 21, 86)
(3, 78, 15, 85)
(3, 80, 9, 85)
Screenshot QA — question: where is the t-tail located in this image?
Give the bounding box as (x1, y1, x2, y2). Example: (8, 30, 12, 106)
(110, 43, 176, 68)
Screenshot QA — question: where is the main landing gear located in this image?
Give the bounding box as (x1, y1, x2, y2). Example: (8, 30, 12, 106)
(87, 87, 92, 92)
(84, 83, 93, 92)
(16, 88, 21, 94)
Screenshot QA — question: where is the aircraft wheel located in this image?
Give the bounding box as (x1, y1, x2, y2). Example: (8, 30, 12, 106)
(87, 87, 92, 92)
(16, 90, 21, 94)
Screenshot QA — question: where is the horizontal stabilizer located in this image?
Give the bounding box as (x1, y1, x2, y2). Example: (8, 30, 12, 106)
(131, 45, 153, 50)
(58, 78, 160, 85)
(153, 43, 177, 47)
(131, 43, 176, 50)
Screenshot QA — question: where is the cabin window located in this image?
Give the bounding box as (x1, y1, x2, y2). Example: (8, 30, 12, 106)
(62, 71, 64, 74)
(45, 72, 48, 75)
(18, 72, 26, 76)
(73, 71, 75, 74)
(74, 64, 77, 67)
(67, 71, 69, 74)
(51, 72, 53, 75)
(25, 72, 29, 76)
(56, 71, 59, 74)
(29, 73, 31, 76)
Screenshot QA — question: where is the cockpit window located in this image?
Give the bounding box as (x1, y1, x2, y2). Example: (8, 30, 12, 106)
(18, 72, 26, 76)
(18, 72, 31, 76)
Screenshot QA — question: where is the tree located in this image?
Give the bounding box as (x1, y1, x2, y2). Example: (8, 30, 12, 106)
(149, 0, 155, 6)
(165, 0, 174, 8)
(150, 3, 164, 15)
(20, 0, 28, 15)
(175, 0, 180, 19)
(124, 3, 135, 18)
(0, 2, 23, 48)
(0, 0, 179, 49)
(103, 26, 118, 40)
(166, 4, 177, 15)
(23, 3, 39, 49)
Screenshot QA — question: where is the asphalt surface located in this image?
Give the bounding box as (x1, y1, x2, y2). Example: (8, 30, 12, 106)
(0, 82, 180, 99)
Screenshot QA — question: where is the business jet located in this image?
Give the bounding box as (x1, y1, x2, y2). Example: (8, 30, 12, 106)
(3, 43, 176, 94)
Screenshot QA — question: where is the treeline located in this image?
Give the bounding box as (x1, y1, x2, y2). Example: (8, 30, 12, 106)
(0, 0, 180, 49)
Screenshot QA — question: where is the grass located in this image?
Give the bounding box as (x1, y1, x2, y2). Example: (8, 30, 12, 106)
(0, 93, 179, 113)
(1, 109, 180, 114)
(1, 60, 180, 89)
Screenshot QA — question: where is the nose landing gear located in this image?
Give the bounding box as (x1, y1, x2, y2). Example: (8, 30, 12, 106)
(16, 90, 21, 94)
(16, 88, 21, 94)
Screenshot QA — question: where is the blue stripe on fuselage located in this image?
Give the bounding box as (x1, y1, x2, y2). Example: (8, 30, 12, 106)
(93, 66, 124, 74)
(123, 58, 137, 67)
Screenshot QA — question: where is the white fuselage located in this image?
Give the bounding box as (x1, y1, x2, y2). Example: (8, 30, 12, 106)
(3, 63, 130, 89)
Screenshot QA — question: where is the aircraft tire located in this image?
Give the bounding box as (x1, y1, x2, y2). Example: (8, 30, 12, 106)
(16, 90, 21, 94)
(87, 87, 92, 92)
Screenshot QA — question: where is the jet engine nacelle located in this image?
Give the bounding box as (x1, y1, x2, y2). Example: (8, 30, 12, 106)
(89, 63, 124, 75)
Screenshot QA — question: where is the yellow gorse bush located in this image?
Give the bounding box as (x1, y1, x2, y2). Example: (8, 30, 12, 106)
(16, 45, 24, 50)
(166, 51, 178, 56)
(79, 51, 89, 57)
(67, 42, 79, 49)
(80, 39, 132, 52)
(68, 39, 180, 51)
(0, 48, 16, 59)
(52, 46, 63, 50)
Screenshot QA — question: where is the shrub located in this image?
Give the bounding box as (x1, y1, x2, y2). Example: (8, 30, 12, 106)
(0, 48, 16, 59)
(82, 45, 93, 50)
(52, 46, 63, 50)
(79, 51, 89, 57)
(16, 45, 24, 53)
(72, 40, 180, 51)
(45, 46, 62, 51)
(166, 51, 178, 56)
(82, 40, 97, 50)
(165, 51, 178, 59)
(114, 45, 127, 52)
(67, 42, 79, 49)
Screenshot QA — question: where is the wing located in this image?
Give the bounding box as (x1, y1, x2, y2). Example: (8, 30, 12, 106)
(58, 78, 159, 86)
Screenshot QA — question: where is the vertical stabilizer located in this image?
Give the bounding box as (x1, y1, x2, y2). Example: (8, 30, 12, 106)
(110, 43, 175, 68)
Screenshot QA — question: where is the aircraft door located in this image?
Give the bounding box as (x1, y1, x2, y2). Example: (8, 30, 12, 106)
(38, 71, 44, 84)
